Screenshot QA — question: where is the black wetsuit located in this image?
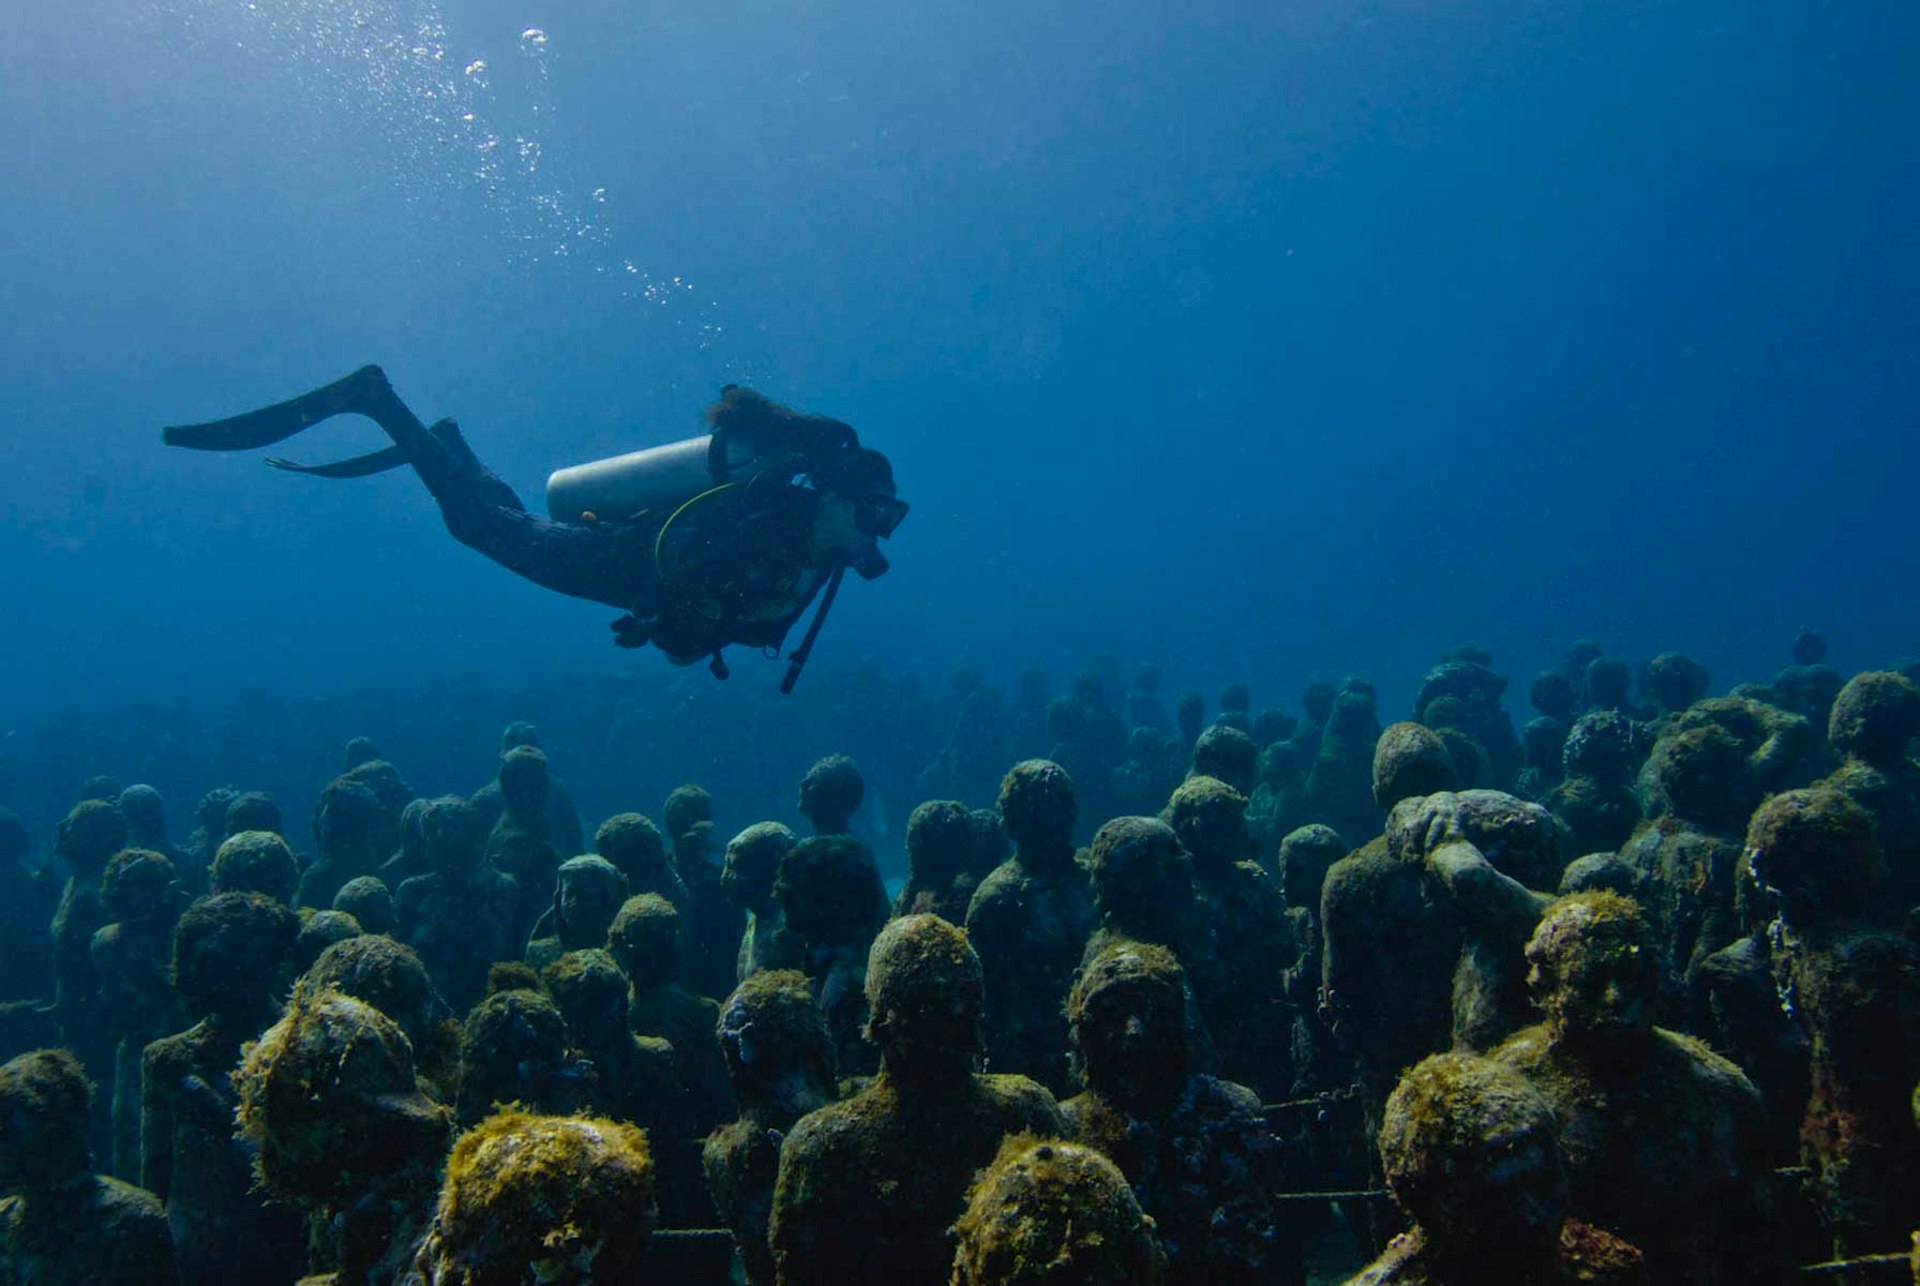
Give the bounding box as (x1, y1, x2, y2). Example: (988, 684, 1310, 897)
(164, 366, 897, 675)
(170, 366, 664, 611)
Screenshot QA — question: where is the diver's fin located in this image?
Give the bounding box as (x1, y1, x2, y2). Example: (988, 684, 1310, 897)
(162, 365, 393, 451)
(264, 445, 409, 478)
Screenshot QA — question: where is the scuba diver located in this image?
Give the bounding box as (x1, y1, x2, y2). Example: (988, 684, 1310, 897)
(163, 366, 905, 691)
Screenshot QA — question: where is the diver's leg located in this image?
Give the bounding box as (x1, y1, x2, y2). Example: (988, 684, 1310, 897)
(415, 416, 652, 608)
(168, 367, 655, 613)
(345, 404, 657, 613)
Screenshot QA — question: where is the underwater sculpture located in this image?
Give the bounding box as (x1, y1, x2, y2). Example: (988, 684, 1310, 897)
(705, 969, 839, 1285)
(1275, 821, 1348, 1095)
(1816, 670, 1920, 909)
(1691, 897, 1813, 1167)
(722, 820, 804, 979)
(893, 800, 976, 922)
(164, 367, 905, 686)
(966, 760, 1097, 1092)
(1494, 892, 1778, 1285)
(25, 633, 1920, 1285)
(296, 775, 386, 912)
(470, 722, 586, 860)
(1627, 721, 1747, 913)
(184, 788, 240, 883)
(1247, 739, 1310, 858)
(606, 898, 733, 1236)
(769, 915, 1065, 1286)
(540, 948, 680, 1139)
(1321, 775, 1561, 1252)
(338, 757, 416, 867)
(1412, 651, 1524, 791)
(1190, 723, 1258, 796)
(1584, 656, 1636, 715)
(1641, 651, 1711, 722)
(1346, 1052, 1646, 1285)
(665, 782, 749, 1000)
(1062, 942, 1290, 1286)
(224, 791, 285, 841)
(293, 933, 456, 1101)
(1746, 787, 1920, 1261)
(0, 1049, 178, 1286)
(950, 1136, 1166, 1286)
(1218, 682, 1255, 732)
(49, 798, 126, 1154)
(1044, 676, 1130, 834)
(234, 990, 453, 1285)
(1317, 734, 1465, 1114)
(797, 753, 865, 835)
(117, 785, 191, 889)
(1008, 666, 1055, 763)
(523, 853, 628, 972)
(1386, 789, 1561, 1048)
(454, 984, 586, 1127)
(411, 1110, 656, 1286)
(1161, 774, 1295, 1101)
(1515, 714, 1568, 801)
(333, 874, 396, 936)
(1126, 664, 1172, 732)
(595, 810, 690, 907)
(393, 794, 522, 1015)
(915, 662, 1015, 810)
(291, 909, 364, 978)
(141, 892, 305, 1285)
(1082, 815, 1195, 957)
(1768, 630, 1846, 737)
(772, 834, 887, 1076)
(1176, 689, 1208, 754)
(608, 893, 733, 1134)
(1078, 814, 1218, 1069)
(207, 828, 300, 903)
(1544, 709, 1646, 856)
(1114, 725, 1184, 820)
(481, 745, 560, 932)
(89, 847, 185, 1180)
(1306, 682, 1385, 843)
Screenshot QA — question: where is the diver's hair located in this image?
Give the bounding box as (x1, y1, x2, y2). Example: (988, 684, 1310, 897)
(706, 386, 858, 458)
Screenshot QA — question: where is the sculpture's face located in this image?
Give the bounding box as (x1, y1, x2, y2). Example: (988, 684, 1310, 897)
(0, 1101, 67, 1190)
(1538, 925, 1657, 1039)
(874, 980, 983, 1070)
(559, 872, 623, 938)
(1073, 974, 1185, 1092)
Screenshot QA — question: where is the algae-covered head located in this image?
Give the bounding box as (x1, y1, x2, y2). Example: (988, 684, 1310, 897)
(1377, 1052, 1568, 1251)
(1525, 891, 1660, 1043)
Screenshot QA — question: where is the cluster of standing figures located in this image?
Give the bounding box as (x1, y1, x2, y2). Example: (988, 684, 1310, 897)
(1, 636, 1918, 1285)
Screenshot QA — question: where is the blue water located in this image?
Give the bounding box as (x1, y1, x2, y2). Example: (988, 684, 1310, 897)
(4, 0, 1916, 780)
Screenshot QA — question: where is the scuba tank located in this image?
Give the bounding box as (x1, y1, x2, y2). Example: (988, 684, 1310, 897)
(545, 433, 766, 525)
